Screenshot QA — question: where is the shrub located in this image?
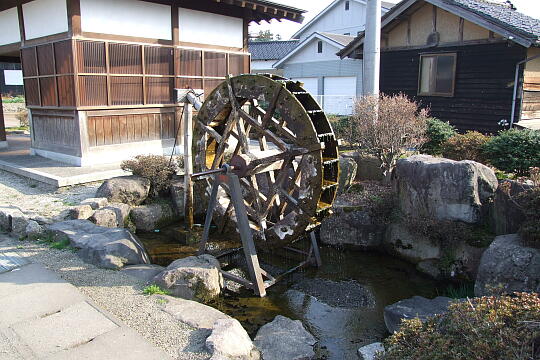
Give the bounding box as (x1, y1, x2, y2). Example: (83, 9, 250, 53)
(421, 118, 457, 155)
(143, 285, 171, 296)
(483, 129, 540, 176)
(15, 109, 29, 127)
(441, 131, 490, 163)
(121, 155, 178, 197)
(328, 115, 351, 142)
(345, 93, 428, 181)
(378, 292, 540, 360)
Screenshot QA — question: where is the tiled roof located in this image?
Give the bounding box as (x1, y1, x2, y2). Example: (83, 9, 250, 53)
(248, 40, 300, 60)
(447, 0, 540, 43)
(320, 32, 356, 46)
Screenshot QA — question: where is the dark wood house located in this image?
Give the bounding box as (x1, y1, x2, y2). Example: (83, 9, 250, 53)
(338, 0, 540, 133)
(0, 0, 304, 165)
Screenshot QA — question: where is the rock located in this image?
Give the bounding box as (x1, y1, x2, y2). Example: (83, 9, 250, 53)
(342, 152, 383, 181)
(25, 220, 43, 238)
(89, 208, 118, 228)
(29, 215, 53, 225)
(358, 342, 384, 360)
(492, 180, 532, 235)
(395, 155, 497, 224)
(130, 202, 176, 232)
(69, 205, 94, 220)
(384, 296, 453, 334)
(96, 175, 150, 206)
(338, 157, 357, 194)
(416, 260, 442, 279)
(475, 234, 540, 296)
(104, 203, 131, 227)
(254, 315, 317, 360)
(170, 177, 209, 218)
(121, 264, 164, 283)
(47, 220, 150, 269)
(152, 254, 223, 301)
(0, 205, 29, 237)
(80, 197, 108, 210)
(383, 223, 440, 264)
(206, 319, 260, 360)
(158, 295, 230, 330)
(320, 209, 384, 250)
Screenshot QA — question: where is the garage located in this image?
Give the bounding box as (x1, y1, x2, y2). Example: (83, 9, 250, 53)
(323, 76, 357, 115)
(291, 77, 319, 97)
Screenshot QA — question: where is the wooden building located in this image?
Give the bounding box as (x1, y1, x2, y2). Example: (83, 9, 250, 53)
(0, 0, 304, 165)
(338, 0, 540, 133)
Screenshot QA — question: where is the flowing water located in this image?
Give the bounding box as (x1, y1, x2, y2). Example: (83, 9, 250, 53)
(138, 225, 445, 360)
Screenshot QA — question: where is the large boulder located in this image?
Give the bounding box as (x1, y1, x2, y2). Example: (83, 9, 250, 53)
(95, 175, 150, 206)
(394, 155, 497, 224)
(384, 223, 441, 263)
(384, 296, 453, 334)
(341, 152, 384, 181)
(130, 202, 176, 232)
(254, 315, 317, 360)
(491, 180, 533, 235)
(47, 220, 150, 269)
(206, 319, 260, 360)
(121, 264, 164, 283)
(475, 234, 540, 296)
(337, 157, 357, 194)
(105, 203, 131, 228)
(152, 254, 223, 301)
(25, 220, 43, 238)
(0, 205, 29, 237)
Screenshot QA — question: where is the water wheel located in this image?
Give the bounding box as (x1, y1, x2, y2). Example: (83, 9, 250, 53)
(194, 74, 339, 248)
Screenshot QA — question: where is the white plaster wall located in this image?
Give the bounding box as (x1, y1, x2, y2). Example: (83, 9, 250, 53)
(80, 0, 171, 40)
(251, 60, 275, 70)
(286, 38, 342, 64)
(179, 8, 243, 48)
(0, 8, 21, 45)
(23, 0, 68, 40)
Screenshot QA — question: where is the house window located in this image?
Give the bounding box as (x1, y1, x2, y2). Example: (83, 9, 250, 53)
(418, 53, 457, 97)
(345, 1, 350, 10)
(317, 41, 323, 53)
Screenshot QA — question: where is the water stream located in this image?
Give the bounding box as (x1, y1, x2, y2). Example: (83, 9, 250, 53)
(139, 225, 445, 360)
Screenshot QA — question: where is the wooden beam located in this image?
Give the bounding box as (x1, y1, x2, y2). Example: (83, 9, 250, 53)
(0, 96, 6, 143)
(432, 4, 437, 33)
(67, 0, 81, 37)
(17, 4, 26, 47)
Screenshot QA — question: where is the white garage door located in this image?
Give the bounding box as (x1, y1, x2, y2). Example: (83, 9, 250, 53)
(323, 76, 357, 115)
(291, 77, 319, 96)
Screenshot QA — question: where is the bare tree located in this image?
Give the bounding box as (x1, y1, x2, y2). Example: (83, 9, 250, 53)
(345, 93, 428, 181)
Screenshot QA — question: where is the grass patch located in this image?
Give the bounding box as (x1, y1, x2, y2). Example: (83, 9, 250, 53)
(143, 285, 171, 296)
(35, 233, 75, 251)
(6, 126, 29, 131)
(2, 96, 25, 103)
(50, 238, 72, 250)
(440, 282, 475, 299)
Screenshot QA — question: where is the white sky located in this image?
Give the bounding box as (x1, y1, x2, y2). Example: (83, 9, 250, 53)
(249, 0, 540, 40)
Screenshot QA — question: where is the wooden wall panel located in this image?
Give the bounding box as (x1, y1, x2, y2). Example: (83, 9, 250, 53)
(77, 40, 106, 73)
(109, 43, 142, 74)
(31, 110, 78, 150)
(204, 51, 227, 77)
(54, 40, 73, 74)
(79, 76, 107, 106)
(37, 45, 55, 76)
(111, 76, 143, 105)
(146, 77, 173, 104)
(39, 77, 57, 106)
(204, 79, 224, 98)
(178, 49, 202, 76)
(176, 77, 203, 91)
(21, 48, 38, 77)
(145, 46, 173, 75)
(24, 78, 40, 106)
(57, 75, 76, 107)
(229, 54, 248, 76)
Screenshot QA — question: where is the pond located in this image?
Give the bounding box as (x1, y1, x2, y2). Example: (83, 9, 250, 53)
(138, 225, 445, 360)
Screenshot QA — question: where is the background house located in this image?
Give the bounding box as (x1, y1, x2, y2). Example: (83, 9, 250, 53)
(339, 0, 540, 133)
(273, 0, 397, 115)
(0, 0, 304, 166)
(0, 61, 23, 97)
(249, 40, 299, 75)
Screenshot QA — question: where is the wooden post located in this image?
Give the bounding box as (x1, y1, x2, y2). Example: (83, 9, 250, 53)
(183, 102, 194, 229)
(0, 96, 7, 148)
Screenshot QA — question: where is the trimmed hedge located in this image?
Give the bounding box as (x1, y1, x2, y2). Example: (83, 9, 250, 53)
(483, 129, 540, 175)
(442, 131, 491, 163)
(421, 118, 457, 156)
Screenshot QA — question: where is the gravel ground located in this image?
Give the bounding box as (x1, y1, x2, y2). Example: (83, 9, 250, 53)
(0, 234, 210, 360)
(0, 169, 99, 219)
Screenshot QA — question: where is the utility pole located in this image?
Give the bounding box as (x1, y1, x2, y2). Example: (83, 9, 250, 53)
(363, 0, 381, 96)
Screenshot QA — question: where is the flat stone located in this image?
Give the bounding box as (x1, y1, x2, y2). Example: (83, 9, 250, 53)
(11, 301, 118, 356)
(254, 315, 317, 360)
(81, 198, 108, 210)
(69, 205, 94, 220)
(358, 342, 384, 360)
(131, 203, 176, 232)
(384, 296, 453, 334)
(0, 264, 62, 298)
(159, 295, 229, 330)
(43, 327, 173, 360)
(206, 318, 260, 360)
(0, 251, 29, 274)
(121, 264, 165, 283)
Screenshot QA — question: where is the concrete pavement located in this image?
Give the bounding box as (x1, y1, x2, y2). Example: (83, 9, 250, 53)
(0, 258, 173, 359)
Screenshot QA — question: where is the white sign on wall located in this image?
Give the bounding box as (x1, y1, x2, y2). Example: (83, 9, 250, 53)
(4, 70, 23, 86)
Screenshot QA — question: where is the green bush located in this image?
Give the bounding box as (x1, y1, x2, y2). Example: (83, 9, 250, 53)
(483, 129, 540, 175)
(378, 292, 540, 360)
(421, 118, 457, 155)
(441, 131, 491, 163)
(121, 155, 178, 197)
(328, 115, 350, 142)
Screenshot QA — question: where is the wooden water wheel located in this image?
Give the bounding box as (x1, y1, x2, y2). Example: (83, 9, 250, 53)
(194, 74, 339, 248)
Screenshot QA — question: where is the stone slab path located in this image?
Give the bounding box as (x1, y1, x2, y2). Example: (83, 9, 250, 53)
(0, 256, 173, 360)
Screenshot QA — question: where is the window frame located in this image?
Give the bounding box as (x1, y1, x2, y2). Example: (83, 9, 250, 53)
(345, 1, 350, 10)
(317, 40, 323, 53)
(417, 52, 457, 97)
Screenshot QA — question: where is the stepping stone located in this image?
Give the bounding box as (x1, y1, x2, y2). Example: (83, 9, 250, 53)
(0, 251, 29, 274)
